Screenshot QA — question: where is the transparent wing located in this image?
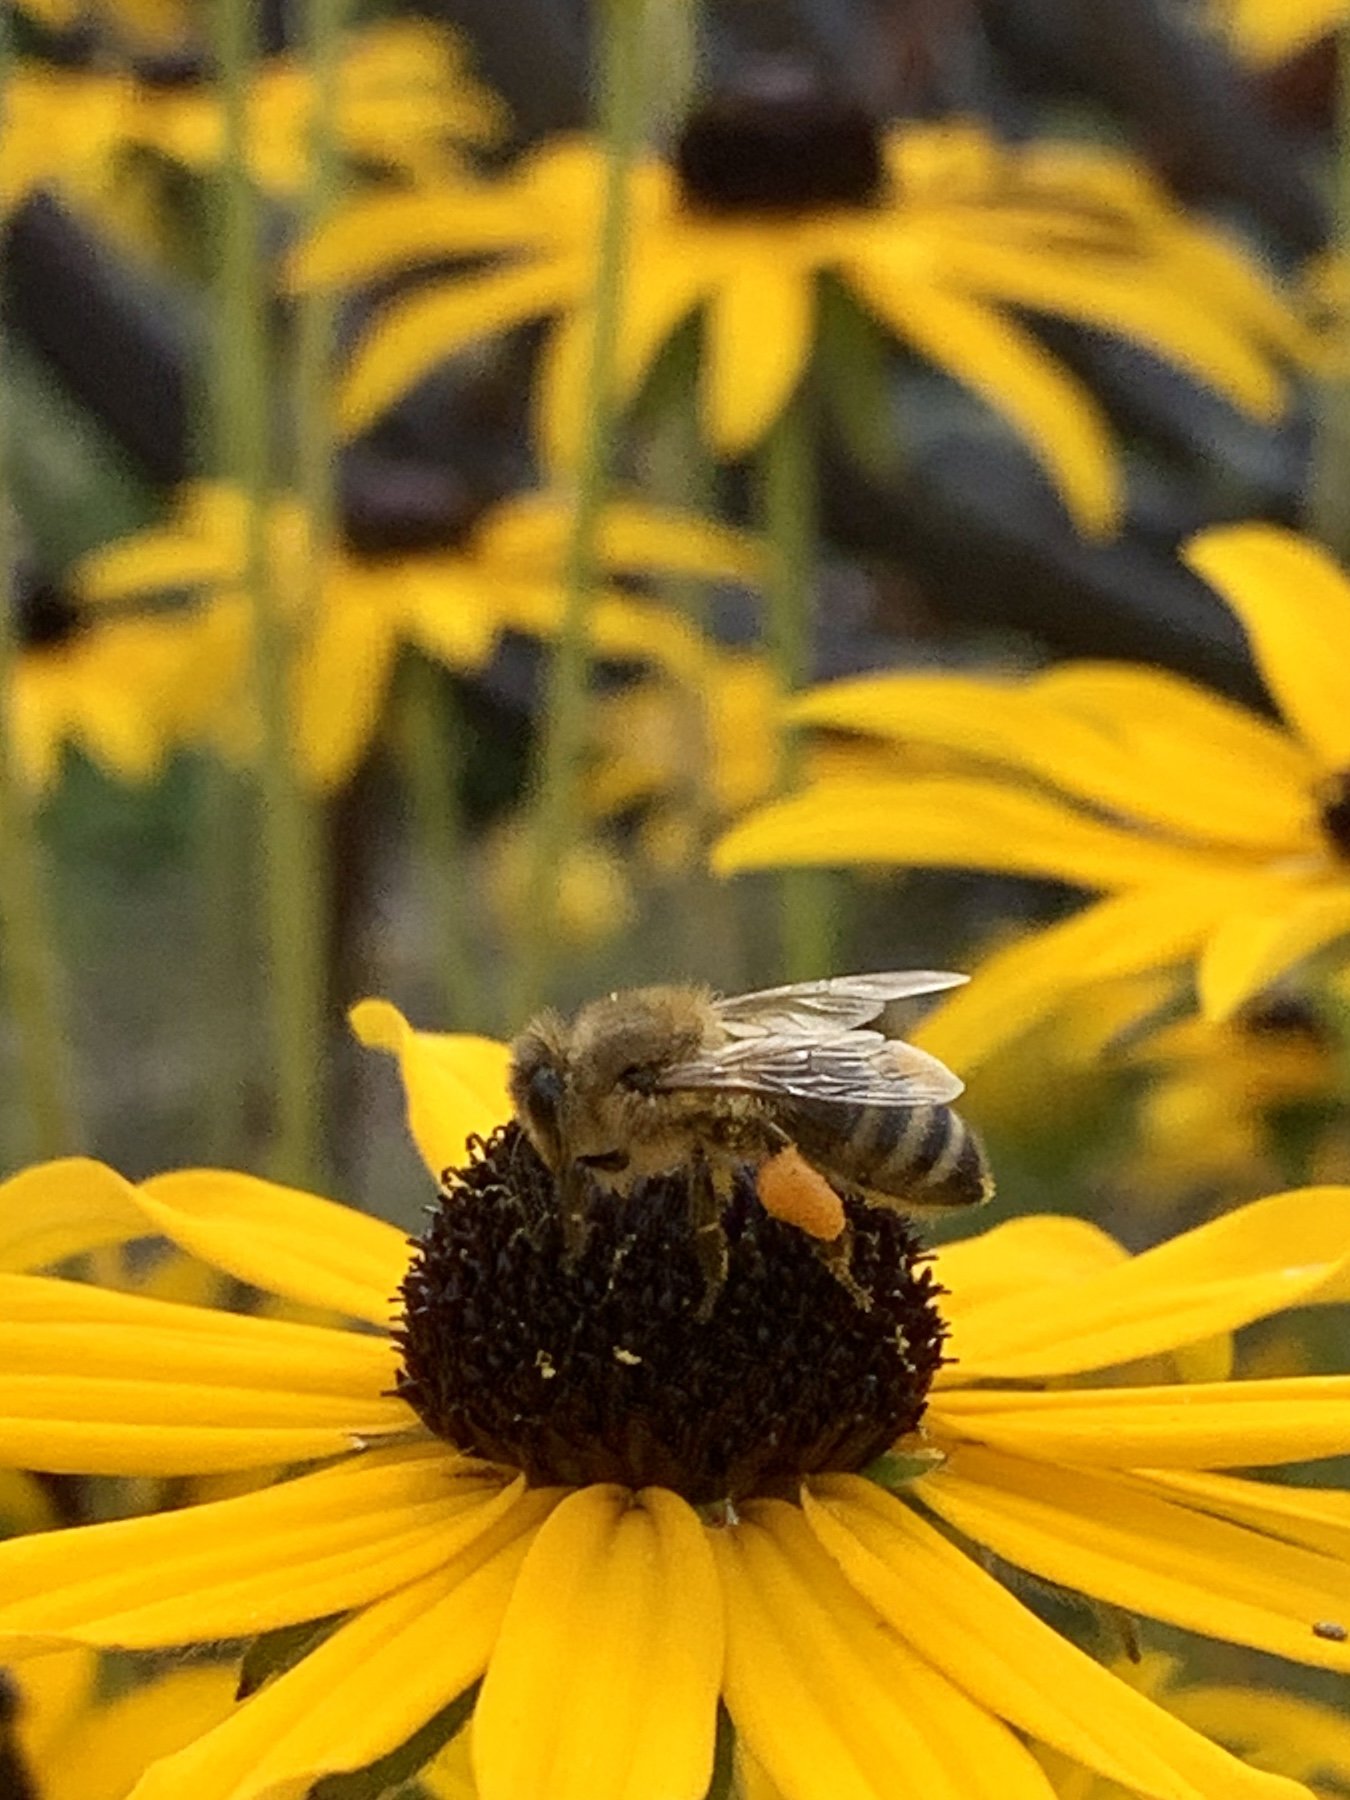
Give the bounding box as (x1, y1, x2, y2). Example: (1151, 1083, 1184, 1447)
(714, 971, 968, 1038)
(663, 1029, 965, 1107)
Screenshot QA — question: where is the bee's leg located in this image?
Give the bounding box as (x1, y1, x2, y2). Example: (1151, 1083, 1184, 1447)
(558, 1161, 593, 1262)
(689, 1151, 729, 1320)
(814, 1216, 872, 1310)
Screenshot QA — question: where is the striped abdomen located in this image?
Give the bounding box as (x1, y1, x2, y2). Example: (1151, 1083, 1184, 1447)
(778, 1098, 993, 1212)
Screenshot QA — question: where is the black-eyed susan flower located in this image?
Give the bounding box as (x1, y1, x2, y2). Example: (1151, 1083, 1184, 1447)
(717, 525, 1350, 1070)
(297, 112, 1308, 534)
(1, 1005, 1350, 1797)
(76, 481, 760, 789)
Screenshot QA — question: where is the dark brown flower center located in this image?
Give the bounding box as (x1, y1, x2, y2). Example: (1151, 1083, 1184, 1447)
(1320, 770, 1350, 858)
(15, 577, 83, 652)
(674, 67, 885, 217)
(396, 1124, 946, 1505)
(338, 459, 491, 561)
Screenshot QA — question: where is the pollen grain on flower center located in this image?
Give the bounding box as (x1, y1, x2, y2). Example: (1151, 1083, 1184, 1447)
(395, 1123, 946, 1504)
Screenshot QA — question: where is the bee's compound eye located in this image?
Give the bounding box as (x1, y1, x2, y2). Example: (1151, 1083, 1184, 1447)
(619, 1064, 661, 1096)
(524, 1062, 565, 1139)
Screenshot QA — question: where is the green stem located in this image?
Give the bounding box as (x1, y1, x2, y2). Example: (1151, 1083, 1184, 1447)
(396, 659, 480, 1030)
(510, 0, 646, 1022)
(757, 387, 836, 980)
(294, 0, 344, 580)
(194, 757, 252, 1166)
(1310, 20, 1350, 560)
(0, 20, 77, 1162)
(216, 0, 326, 1187)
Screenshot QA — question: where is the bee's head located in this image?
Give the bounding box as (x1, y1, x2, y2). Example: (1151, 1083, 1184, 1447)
(508, 988, 713, 1171)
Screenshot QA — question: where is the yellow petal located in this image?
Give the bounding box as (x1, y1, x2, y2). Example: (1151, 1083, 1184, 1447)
(944, 1187, 1350, 1379)
(1137, 1468, 1350, 1563)
(289, 597, 398, 789)
(0, 1157, 155, 1272)
(471, 492, 763, 590)
(932, 1375, 1350, 1467)
(1223, 0, 1346, 66)
(0, 1271, 404, 1474)
(535, 255, 706, 472)
(712, 1497, 1058, 1800)
(474, 1486, 722, 1800)
(933, 1214, 1125, 1322)
(136, 1168, 412, 1325)
(702, 259, 814, 456)
(0, 1445, 510, 1652)
(918, 1445, 1350, 1675)
(791, 670, 1311, 853)
(338, 259, 585, 436)
(804, 1477, 1299, 1800)
(1198, 886, 1350, 1020)
(350, 998, 511, 1177)
(291, 186, 538, 290)
(1184, 524, 1350, 768)
(130, 1484, 558, 1800)
(1170, 1684, 1350, 1787)
(843, 272, 1119, 535)
(1033, 661, 1318, 834)
(0, 1158, 410, 1325)
(939, 239, 1287, 421)
(37, 1662, 239, 1800)
(714, 776, 1227, 889)
(914, 881, 1259, 1072)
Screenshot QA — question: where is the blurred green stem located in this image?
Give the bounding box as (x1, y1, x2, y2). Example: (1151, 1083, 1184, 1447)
(295, 0, 344, 576)
(195, 758, 252, 1165)
(216, 0, 326, 1186)
(396, 660, 479, 1029)
(1311, 19, 1350, 560)
(0, 21, 77, 1162)
(510, 0, 646, 1022)
(757, 386, 835, 980)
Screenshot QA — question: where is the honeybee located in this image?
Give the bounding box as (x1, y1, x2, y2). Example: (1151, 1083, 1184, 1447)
(508, 973, 992, 1260)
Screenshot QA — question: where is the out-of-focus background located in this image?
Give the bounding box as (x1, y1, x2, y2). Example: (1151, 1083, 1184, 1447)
(0, 0, 1344, 1240)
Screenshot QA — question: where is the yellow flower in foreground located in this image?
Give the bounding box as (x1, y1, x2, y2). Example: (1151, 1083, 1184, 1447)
(296, 117, 1306, 534)
(717, 524, 1350, 1069)
(0, 1007, 1349, 1797)
(77, 481, 760, 789)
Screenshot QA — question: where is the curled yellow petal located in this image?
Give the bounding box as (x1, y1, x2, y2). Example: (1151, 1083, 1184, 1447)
(350, 997, 511, 1178)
